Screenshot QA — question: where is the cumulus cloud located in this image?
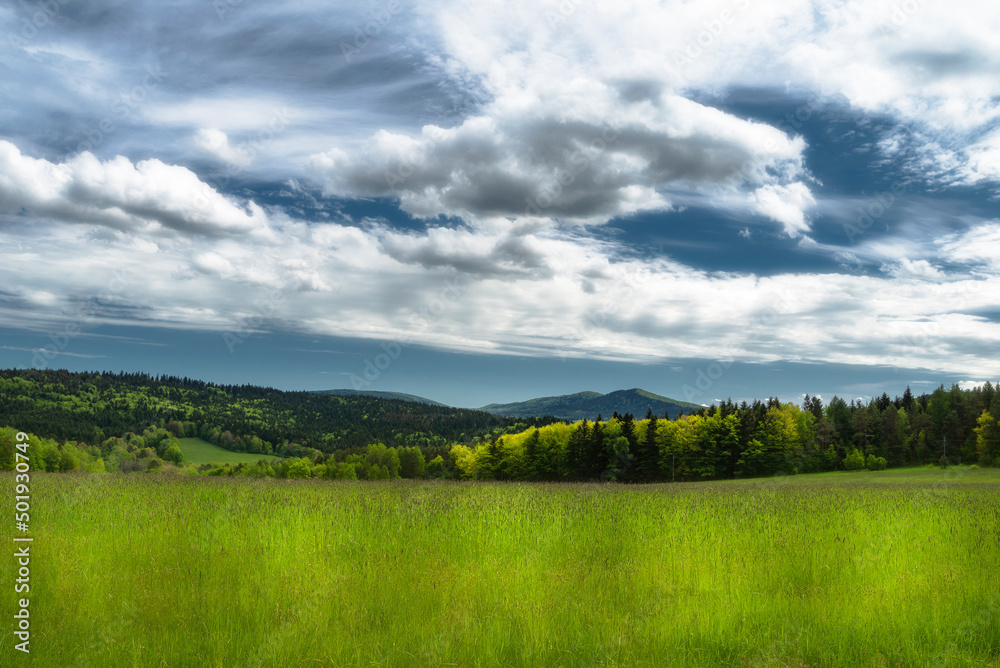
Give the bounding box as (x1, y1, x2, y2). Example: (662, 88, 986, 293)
(312, 94, 807, 229)
(307, 0, 1000, 230)
(0, 140, 268, 236)
(308, 0, 814, 233)
(750, 183, 816, 237)
(379, 226, 554, 279)
(192, 252, 236, 277)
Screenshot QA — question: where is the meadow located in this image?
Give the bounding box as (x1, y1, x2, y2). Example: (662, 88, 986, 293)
(176, 436, 281, 466)
(2, 468, 998, 666)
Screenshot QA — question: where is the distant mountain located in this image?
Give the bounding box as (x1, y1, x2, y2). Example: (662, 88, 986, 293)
(312, 389, 447, 406)
(480, 388, 703, 420)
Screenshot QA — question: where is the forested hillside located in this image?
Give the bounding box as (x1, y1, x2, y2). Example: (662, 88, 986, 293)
(313, 389, 446, 406)
(0, 369, 551, 454)
(2, 369, 997, 482)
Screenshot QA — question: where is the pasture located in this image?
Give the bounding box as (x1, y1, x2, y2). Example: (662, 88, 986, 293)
(176, 436, 281, 466)
(2, 468, 998, 666)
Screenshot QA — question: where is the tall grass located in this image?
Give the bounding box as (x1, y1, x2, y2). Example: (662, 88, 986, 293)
(2, 470, 998, 666)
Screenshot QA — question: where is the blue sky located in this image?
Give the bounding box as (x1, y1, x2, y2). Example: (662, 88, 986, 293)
(1, 0, 998, 408)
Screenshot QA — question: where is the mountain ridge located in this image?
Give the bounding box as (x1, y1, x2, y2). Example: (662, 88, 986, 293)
(480, 388, 703, 420)
(312, 389, 446, 406)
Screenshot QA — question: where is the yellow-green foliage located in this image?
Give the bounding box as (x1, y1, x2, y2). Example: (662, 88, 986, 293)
(453, 421, 578, 479)
(449, 443, 477, 478)
(449, 405, 819, 481)
(976, 410, 1000, 465)
(1, 471, 998, 666)
(0, 428, 107, 473)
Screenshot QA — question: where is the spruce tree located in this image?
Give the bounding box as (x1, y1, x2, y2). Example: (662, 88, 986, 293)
(635, 409, 658, 481)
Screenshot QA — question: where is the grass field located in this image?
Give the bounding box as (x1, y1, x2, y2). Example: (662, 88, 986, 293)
(716, 463, 1000, 485)
(2, 469, 999, 666)
(176, 436, 281, 466)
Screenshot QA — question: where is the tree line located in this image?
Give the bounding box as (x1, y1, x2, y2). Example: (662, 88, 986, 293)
(2, 369, 998, 481)
(446, 384, 1000, 481)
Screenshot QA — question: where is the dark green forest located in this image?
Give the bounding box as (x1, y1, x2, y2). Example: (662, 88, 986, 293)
(1, 368, 998, 482)
(0, 368, 551, 453)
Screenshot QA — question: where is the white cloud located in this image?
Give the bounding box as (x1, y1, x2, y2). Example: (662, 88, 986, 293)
(311, 93, 807, 230)
(147, 97, 298, 133)
(0, 140, 268, 237)
(4, 186, 1000, 377)
(961, 130, 1000, 185)
(880, 259, 945, 280)
(938, 222, 1000, 270)
(748, 1, 1000, 189)
(415, 0, 1000, 195)
(193, 128, 252, 168)
(750, 183, 816, 237)
(303, 0, 1000, 233)
(192, 252, 236, 277)
(958, 380, 987, 391)
(309, 1, 812, 233)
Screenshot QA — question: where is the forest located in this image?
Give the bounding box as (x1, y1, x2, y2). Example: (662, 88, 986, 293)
(446, 384, 1000, 482)
(1, 368, 998, 481)
(0, 368, 551, 451)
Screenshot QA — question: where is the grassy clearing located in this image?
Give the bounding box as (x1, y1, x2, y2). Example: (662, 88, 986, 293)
(176, 436, 280, 466)
(2, 470, 998, 666)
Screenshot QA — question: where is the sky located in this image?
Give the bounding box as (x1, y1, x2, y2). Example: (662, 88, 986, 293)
(0, 0, 998, 408)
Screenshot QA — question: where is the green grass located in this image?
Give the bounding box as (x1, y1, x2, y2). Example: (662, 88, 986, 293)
(720, 463, 999, 485)
(2, 469, 999, 666)
(176, 436, 280, 466)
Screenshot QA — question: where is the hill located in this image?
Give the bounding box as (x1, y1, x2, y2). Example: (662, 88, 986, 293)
(312, 389, 446, 406)
(480, 388, 703, 420)
(0, 369, 553, 453)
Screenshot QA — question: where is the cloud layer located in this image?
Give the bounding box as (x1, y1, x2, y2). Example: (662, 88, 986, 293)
(2, 0, 1000, 383)
(2, 145, 998, 376)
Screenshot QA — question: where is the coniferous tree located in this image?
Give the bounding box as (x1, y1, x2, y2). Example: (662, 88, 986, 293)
(523, 429, 540, 481)
(634, 409, 658, 481)
(585, 420, 605, 479)
(902, 386, 915, 411)
(617, 413, 638, 479)
(566, 419, 590, 479)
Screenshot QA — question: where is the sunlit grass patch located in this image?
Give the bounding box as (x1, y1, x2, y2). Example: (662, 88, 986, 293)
(176, 436, 280, 466)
